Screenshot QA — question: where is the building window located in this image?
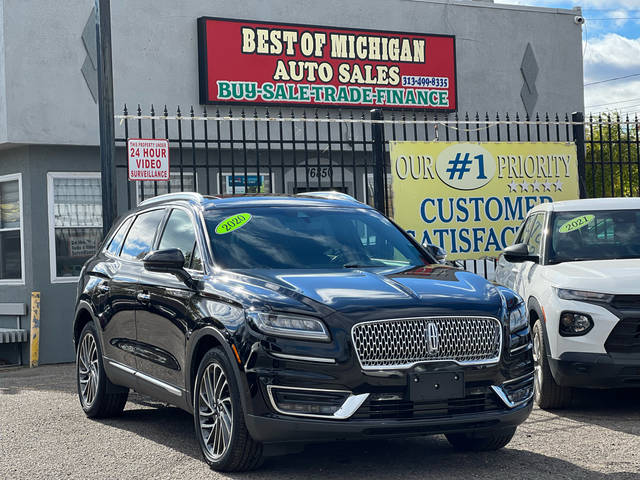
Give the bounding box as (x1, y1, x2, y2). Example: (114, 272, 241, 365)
(48, 173, 102, 282)
(136, 171, 196, 204)
(219, 172, 273, 194)
(0, 174, 24, 283)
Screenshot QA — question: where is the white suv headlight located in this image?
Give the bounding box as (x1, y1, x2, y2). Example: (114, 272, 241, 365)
(509, 303, 528, 332)
(555, 288, 613, 303)
(247, 311, 330, 341)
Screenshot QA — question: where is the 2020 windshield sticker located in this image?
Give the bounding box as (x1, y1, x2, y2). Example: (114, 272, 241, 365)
(215, 213, 252, 234)
(559, 214, 594, 234)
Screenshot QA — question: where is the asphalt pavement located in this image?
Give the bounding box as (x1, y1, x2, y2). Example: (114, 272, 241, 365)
(1, 363, 639, 479)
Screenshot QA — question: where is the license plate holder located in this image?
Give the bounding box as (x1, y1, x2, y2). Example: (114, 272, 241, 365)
(408, 372, 465, 402)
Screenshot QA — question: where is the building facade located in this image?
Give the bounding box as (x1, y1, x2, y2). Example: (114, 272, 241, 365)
(0, 0, 584, 364)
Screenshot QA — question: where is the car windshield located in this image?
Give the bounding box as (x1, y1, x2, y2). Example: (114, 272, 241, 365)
(548, 209, 640, 264)
(204, 206, 428, 270)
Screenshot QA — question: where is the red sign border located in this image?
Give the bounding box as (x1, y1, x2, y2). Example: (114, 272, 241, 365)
(127, 138, 171, 182)
(197, 17, 458, 112)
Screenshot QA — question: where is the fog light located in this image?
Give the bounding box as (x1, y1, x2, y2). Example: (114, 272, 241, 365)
(559, 312, 593, 336)
(267, 386, 368, 419)
(506, 385, 533, 404)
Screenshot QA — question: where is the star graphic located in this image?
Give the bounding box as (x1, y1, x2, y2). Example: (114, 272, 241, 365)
(554, 180, 563, 191)
(508, 180, 519, 193)
(542, 182, 552, 192)
(531, 180, 541, 192)
(519, 180, 530, 192)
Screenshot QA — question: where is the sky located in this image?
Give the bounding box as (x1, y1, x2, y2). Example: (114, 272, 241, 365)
(496, 0, 640, 116)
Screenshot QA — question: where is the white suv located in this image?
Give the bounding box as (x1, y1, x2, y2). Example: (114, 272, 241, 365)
(495, 198, 640, 408)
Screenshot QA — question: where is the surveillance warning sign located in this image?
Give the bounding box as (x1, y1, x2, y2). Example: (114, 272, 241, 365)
(127, 139, 170, 181)
(197, 17, 457, 110)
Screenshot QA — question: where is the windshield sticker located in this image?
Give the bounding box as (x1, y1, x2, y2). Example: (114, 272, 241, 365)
(215, 213, 252, 234)
(558, 214, 594, 234)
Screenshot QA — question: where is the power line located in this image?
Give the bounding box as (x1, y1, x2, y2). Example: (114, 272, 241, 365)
(584, 73, 640, 86)
(588, 17, 640, 20)
(586, 97, 640, 108)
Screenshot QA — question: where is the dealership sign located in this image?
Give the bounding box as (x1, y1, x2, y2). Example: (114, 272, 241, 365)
(127, 139, 170, 181)
(197, 18, 456, 110)
(390, 142, 579, 260)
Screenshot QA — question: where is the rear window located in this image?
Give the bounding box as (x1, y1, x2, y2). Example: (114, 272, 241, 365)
(105, 216, 133, 256)
(120, 209, 165, 260)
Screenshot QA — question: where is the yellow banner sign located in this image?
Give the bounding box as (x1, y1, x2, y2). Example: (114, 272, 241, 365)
(390, 142, 579, 260)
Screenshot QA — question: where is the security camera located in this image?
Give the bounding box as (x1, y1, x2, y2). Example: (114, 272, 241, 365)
(574, 16, 585, 25)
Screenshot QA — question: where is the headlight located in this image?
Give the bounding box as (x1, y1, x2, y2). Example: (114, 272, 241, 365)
(509, 303, 528, 332)
(555, 288, 613, 303)
(247, 311, 330, 341)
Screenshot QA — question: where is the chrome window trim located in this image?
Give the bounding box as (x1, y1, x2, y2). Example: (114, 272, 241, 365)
(270, 352, 337, 364)
(351, 316, 503, 370)
(266, 385, 368, 420)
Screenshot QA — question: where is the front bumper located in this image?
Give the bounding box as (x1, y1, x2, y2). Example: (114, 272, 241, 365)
(549, 352, 640, 388)
(245, 400, 532, 443)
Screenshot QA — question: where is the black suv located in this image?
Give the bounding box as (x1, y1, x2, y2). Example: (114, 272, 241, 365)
(74, 192, 533, 471)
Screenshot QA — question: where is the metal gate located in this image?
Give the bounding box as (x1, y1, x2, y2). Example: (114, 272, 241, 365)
(115, 106, 584, 213)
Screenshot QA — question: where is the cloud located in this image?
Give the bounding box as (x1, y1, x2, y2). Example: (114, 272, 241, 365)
(584, 33, 640, 78)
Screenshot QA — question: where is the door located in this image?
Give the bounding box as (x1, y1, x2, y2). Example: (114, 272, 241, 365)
(135, 208, 203, 392)
(496, 213, 544, 293)
(101, 208, 165, 371)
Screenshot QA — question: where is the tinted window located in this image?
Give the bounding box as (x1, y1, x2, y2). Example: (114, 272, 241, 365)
(191, 243, 203, 271)
(106, 216, 133, 256)
(158, 209, 197, 268)
(120, 209, 165, 260)
(204, 207, 426, 269)
(525, 214, 544, 257)
(549, 209, 640, 263)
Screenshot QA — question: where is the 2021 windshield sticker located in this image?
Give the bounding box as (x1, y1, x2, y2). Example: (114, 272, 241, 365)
(215, 213, 252, 234)
(559, 214, 594, 234)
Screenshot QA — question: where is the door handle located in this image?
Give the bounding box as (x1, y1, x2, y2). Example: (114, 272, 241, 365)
(137, 292, 151, 303)
(97, 284, 110, 293)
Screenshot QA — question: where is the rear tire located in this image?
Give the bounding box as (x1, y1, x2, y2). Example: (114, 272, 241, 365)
(76, 322, 128, 418)
(532, 320, 572, 409)
(446, 427, 517, 451)
(193, 348, 263, 472)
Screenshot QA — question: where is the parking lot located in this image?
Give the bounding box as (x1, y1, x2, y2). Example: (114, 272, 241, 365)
(0, 364, 638, 479)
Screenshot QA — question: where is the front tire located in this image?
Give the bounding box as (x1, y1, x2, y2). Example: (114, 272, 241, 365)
(532, 320, 572, 409)
(446, 427, 516, 451)
(193, 348, 263, 472)
(76, 322, 128, 418)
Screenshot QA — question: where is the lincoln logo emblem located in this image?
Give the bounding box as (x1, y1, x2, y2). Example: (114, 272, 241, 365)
(426, 322, 439, 354)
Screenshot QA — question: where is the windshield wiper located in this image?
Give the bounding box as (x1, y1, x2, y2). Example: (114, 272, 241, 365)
(343, 262, 380, 268)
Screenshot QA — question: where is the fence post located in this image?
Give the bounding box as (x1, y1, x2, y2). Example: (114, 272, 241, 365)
(572, 111, 587, 199)
(370, 109, 386, 213)
(95, 0, 117, 236)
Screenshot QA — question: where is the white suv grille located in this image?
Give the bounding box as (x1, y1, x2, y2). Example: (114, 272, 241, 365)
(351, 316, 502, 370)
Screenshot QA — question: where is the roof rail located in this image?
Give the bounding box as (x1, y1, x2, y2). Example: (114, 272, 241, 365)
(296, 191, 361, 203)
(139, 192, 205, 206)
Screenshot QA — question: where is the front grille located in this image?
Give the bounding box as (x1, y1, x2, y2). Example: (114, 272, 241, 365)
(351, 316, 502, 369)
(606, 295, 640, 354)
(352, 385, 504, 420)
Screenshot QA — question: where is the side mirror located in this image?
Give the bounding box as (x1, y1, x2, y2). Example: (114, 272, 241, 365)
(503, 243, 538, 263)
(143, 249, 195, 287)
(422, 242, 447, 263)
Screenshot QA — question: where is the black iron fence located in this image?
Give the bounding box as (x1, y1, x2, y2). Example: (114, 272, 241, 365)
(114, 107, 639, 278)
(115, 106, 581, 211)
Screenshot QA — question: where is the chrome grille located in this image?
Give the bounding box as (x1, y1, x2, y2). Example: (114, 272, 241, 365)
(351, 317, 502, 369)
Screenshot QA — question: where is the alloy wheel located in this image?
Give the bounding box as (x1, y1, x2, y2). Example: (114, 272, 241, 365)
(198, 362, 233, 460)
(78, 333, 99, 407)
(532, 329, 542, 393)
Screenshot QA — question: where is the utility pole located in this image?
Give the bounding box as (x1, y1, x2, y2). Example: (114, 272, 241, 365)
(95, 0, 117, 236)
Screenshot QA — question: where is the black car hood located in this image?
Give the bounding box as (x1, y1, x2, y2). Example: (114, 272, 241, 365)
(214, 265, 505, 323)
